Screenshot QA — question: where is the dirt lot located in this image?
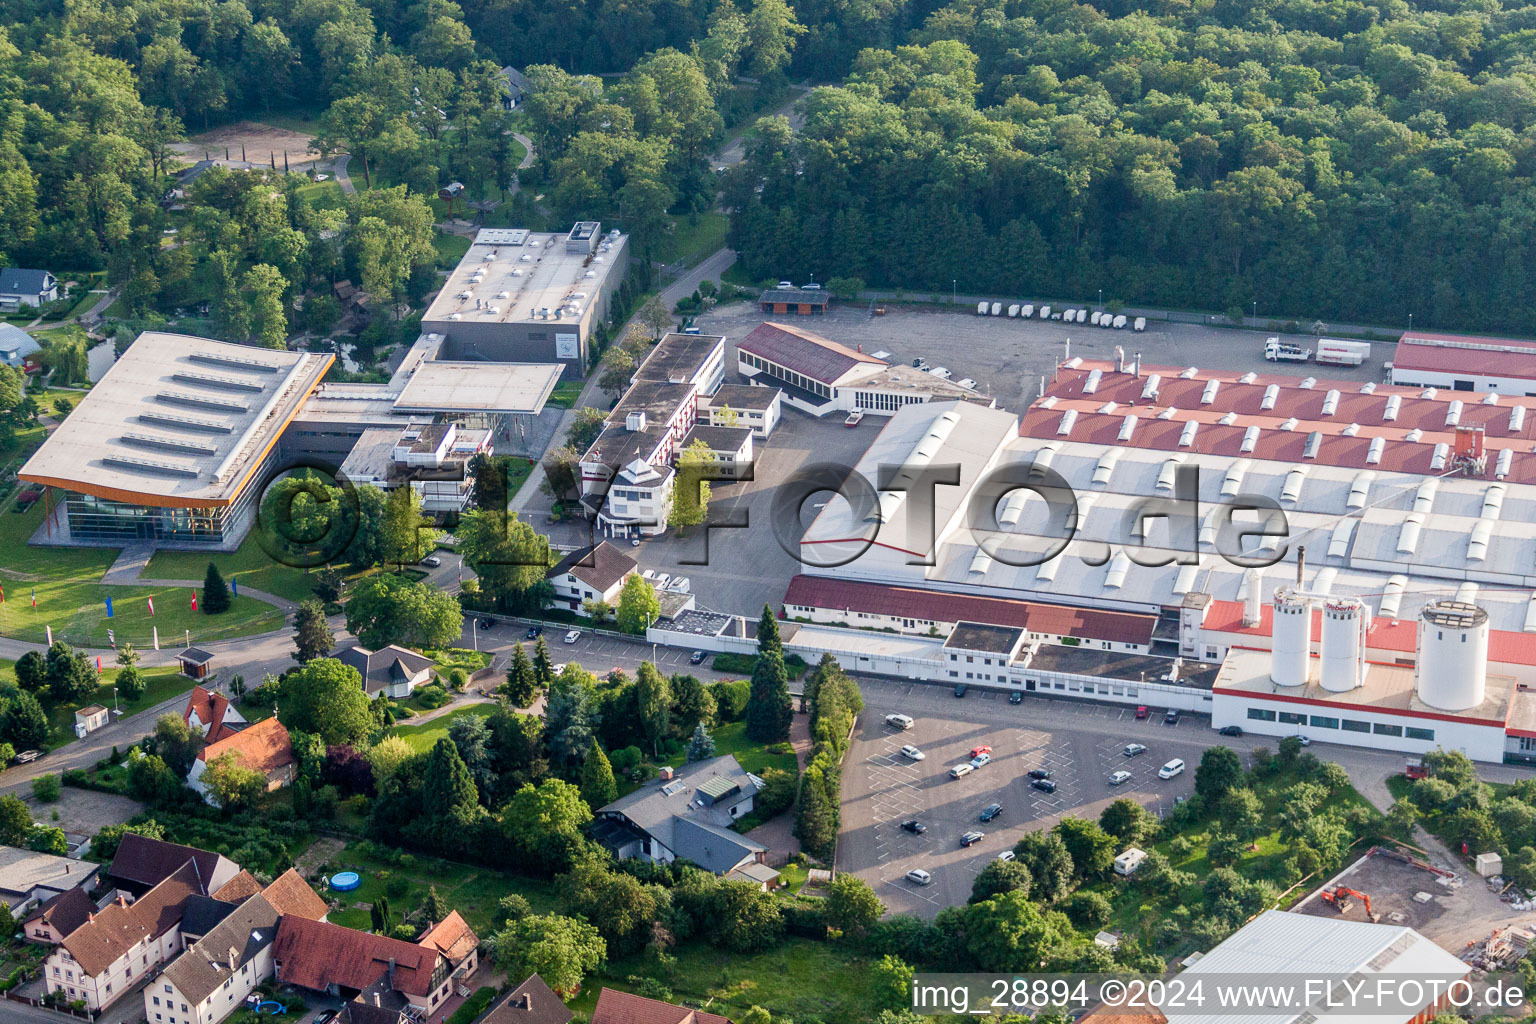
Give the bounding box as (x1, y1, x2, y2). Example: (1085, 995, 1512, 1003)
(172, 121, 321, 169)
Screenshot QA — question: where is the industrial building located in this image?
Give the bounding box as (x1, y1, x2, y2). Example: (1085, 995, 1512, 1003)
(788, 356, 1536, 761)
(421, 224, 629, 378)
(736, 322, 986, 416)
(22, 331, 562, 550)
(1389, 331, 1536, 394)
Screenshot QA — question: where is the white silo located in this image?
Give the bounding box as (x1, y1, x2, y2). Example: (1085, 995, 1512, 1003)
(1320, 597, 1369, 692)
(1415, 601, 1489, 711)
(1270, 586, 1313, 687)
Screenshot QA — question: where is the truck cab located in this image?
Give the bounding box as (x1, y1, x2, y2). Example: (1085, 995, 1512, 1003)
(1264, 337, 1312, 362)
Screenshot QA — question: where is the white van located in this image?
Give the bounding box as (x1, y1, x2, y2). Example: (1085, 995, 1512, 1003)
(949, 763, 975, 779)
(1158, 758, 1185, 779)
(906, 869, 932, 885)
(884, 713, 915, 730)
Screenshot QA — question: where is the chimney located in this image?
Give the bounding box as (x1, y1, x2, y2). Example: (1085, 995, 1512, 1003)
(1297, 544, 1306, 587)
(228, 947, 238, 970)
(519, 993, 532, 1010)
(373, 993, 381, 1008)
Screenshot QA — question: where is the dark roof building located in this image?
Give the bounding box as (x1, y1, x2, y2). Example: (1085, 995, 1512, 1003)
(678, 424, 752, 455)
(943, 622, 1027, 656)
(583, 381, 697, 468)
(272, 915, 444, 997)
(757, 285, 829, 315)
(633, 333, 726, 386)
(107, 833, 241, 897)
(706, 384, 780, 411)
(24, 887, 96, 941)
(477, 976, 572, 1024)
(737, 323, 881, 387)
(159, 893, 281, 1007)
(548, 542, 637, 596)
(337, 644, 437, 696)
(0, 269, 57, 301)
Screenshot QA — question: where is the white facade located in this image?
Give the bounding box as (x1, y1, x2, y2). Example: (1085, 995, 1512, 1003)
(597, 459, 674, 538)
(147, 947, 274, 1024)
(705, 388, 781, 437)
(46, 920, 185, 1011)
(1212, 688, 1503, 761)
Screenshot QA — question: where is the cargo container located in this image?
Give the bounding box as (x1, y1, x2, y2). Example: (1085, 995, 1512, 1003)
(1039, 305, 1051, 319)
(977, 301, 989, 315)
(1008, 304, 1020, 317)
(1090, 311, 1103, 325)
(1133, 316, 1146, 331)
(1021, 304, 1034, 318)
(1315, 338, 1371, 367)
(1076, 309, 1088, 323)
(1112, 314, 1128, 329)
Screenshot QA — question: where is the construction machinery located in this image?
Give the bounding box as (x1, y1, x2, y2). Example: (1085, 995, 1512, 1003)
(1320, 886, 1380, 922)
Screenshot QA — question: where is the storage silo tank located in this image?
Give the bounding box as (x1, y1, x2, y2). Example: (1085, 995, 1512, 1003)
(1320, 597, 1369, 692)
(1269, 586, 1312, 687)
(1415, 601, 1489, 711)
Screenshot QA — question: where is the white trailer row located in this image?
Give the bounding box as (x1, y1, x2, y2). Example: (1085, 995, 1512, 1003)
(976, 301, 1146, 331)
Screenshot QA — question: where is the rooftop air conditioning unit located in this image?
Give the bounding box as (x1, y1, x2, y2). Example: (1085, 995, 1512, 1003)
(626, 411, 648, 432)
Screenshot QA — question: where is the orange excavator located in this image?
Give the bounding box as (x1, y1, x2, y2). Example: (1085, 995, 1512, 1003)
(1320, 886, 1380, 922)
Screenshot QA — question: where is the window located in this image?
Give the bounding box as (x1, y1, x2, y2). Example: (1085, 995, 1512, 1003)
(166, 985, 173, 994)
(1279, 711, 1306, 725)
(105, 985, 112, 995)
(1309, 715, 1339, 729)
(948, 670, 957, 677)
(1247, 708, 1277, 722)
(1374, 723, 1403, 737)
(1341, 719, 1370, 733)
(1406, 727, 1435, 741)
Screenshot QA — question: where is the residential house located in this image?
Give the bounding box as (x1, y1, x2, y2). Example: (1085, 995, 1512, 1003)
(182, 686, 246, 742)
(187, 718, 297, 804)
(336, 645, 436, 698)
(260, 869, 330, 923)
(74, 704, 109, 738)
(676, 424, 753, 480)
(271, 915, 474, 1017)
(702, 384, 781, 438)
(546, 542, 637, 612)
(105, 834, 241, 898)
(148, 893, 281, 1024)
(209, 872, 263, 904)
(418, 910, 479, 982)
(0, 846, 98, 915)
(24, 887, 97, 945)
(474, 975, 570, 1024)
(590, 756, 777, 887)
(0, 268, 58, 311)
(589, 988, 733, 1024)
(45, 862, 207, 1011)
(0, 323, 41, 369)
(499, 67, 528, 110)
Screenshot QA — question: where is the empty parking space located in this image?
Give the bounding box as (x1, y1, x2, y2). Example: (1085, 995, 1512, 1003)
(839, 681, 1205, 918)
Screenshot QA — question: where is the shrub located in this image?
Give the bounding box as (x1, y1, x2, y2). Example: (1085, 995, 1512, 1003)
(414, 685, 450, 709)
(31, 774, 61, 803)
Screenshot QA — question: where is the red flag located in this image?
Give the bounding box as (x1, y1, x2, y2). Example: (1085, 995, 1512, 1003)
(95, 657, 102, 674)
(0, 585, 5, 603)
(147, 596, 155, 616)
(31, 588, 36, 608)
(191, 590, 198, 611)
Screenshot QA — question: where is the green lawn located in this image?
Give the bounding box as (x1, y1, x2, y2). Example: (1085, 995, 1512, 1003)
(0, 658, 194, 747)
(655, 213, 729, 269)
(145, 533, 326, 604)
(0, 500, 285, 649)
(389, 704, 495, 753)
(708, 720, 797, 778)
(246, 106, 327, 134)
(545, 382, 583, 409)
(317, 840, 562, 935)
(570, 937, 876, 1024)
(293, 177, 346, 210)
(433, 233, 472, 268)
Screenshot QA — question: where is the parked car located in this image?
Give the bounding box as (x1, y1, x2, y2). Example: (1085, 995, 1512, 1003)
(929, 367, 953, 379)
(689, 650, 707, 665)
(996, 850, 1015, 862)
(960, 830, 985, 847)
(1134, 705, 1150, 719)
(12, 750, 41, 765)
(1159, 758, 1186, 779)
(949, 763, 975, 779)
(954, 684, 968, 697)
(421, 555, 442, 567)
(563, 629, 582, 644)
(1164, 708, 1180, 725)
(901, 820, 927, 834)
(1027, 768, 1052, 780)
(885, 713, 915, 730)
(1219, 725, 1244, 736)
(845, 409, 865, 427)
(899, 744, 925, 761)
(1008, 691, 1023, 704)
(524, 626, 543, 640)
(969, 745, 992, 759)
(653, 573, 672, 589)
(957, 378, 977, 391)
(314, 1012, 337, 1024)
(1123, 743, 1147, 757)
(970, 752, 991, 769)
(1298, 736, 1312, 746)
(979, 803, 1003, 822)
(552, 664, 567, 675)
(1109, 770, 1133, 786)
(906, 869, 932, 885)
(1031, 778, 1057, 793)
(913, 357, 931, 370)
(479, 619, 494, 630)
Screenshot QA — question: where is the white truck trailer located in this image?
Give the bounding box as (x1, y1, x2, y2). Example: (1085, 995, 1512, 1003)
(1315, 338, 1371, 367)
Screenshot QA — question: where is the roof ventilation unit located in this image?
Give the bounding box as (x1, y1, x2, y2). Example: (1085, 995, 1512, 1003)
(1445, 400, 1464, 427)
(1180, 366, 1199, 379)
(1496, 448, 1514, 479)
(1430, 443, 1451, 470)
(1083, 368, 1103, 394)
(1216, 411, 1237, 426)
(1327, 518, 1356, 558)
(1104, 551, 1132, 589)
(1404, 428, 1423, 442)
(969, 548, 994, 575)
(1421, 387, 1438, 400)
(1200, 380, 1220, 405)
(1482, 483, 1506, 519)
(1365, 437, 1385, 464)
(1157, 406, 1176, 420)
(1379, 575, 1407, 619)
(1412, 478, 1438, 513)
(1039, 396, 1059, 409)
(1260, 385, 1280, 411)
(1270, 586, 1312, 686)
(1240, 425, 1260, 452)
(1092, 449, 1121, 486)
(1156, 456, 1185, 491)
(1321, 389, 1340, 416)
(1098, 401, 1119, 415)
(1397, 513, 1425, 555)
(1141, 375, 1161, 401)
(1360, 382, 1376, 394)
(1341, 422, 1360, 436)
(1237, 371, 1258, 384)
(1415, 601, 1488, 712)
(1281, 467, 1308, 502)
(1222, 459, 1250, 496)
(1483, 392, 1500, 405)
(1178, 421, 1199, 447)
(1303, 431, 1323, 458)
(1347, 472, 1374, 509)
(1241, 568, 1264, 627)
(1467, 520, 1494, 562)
(1299, 377, 1317, 390)
(1383, 395, 1402, 421)
(1056, 410, 1078, 436)
(1279, 417, 1299, 431)
(1511, 406, 1527, 433)
(1118, 415, 1138, 441)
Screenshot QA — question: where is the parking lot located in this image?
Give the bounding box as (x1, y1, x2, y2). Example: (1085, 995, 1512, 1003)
(839, 678, 1207, 918)
(696, 301, 1395, 416)
(631, 403, 877, 616)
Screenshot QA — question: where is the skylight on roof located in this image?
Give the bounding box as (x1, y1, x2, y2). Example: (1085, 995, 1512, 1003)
(156, 391, 248, 413)
(102, 454, 200, 478)
(188, 352, 282, 373)
(119, 432, 218, 456)
(171, 371, 265, 393)
(138, 411, 234, 434)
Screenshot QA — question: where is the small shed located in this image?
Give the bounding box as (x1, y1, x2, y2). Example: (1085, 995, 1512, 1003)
(1476, 851, 1503, 878)
(1114, 847, 1147, 876)
(757, 285, 829, 315)
(73, 705, 109, 738)
(177, 646, 215, 679)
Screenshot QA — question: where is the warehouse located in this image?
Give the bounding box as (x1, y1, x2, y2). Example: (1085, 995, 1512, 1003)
(790, 357, 1536, 760)
(1389, 331, 1536, 394)
(421, 224, 629, 378)
(757, 284, 829, 315)
(20, 333, 332, 549)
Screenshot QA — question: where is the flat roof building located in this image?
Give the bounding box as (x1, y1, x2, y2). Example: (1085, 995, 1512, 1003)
(421, 225, 629, 378)
(20, 333, 332, 549)
(1388, 330, 1536, 394)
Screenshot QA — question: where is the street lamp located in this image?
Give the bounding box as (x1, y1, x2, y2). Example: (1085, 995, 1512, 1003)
(1253, 300, 1258, 321)
(1098, 287, 1103, 308)
(952, 279, 956, 305)
(1409, 313, 1414, 333)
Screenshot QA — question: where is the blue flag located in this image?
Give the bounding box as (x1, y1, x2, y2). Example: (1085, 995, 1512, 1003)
(105, 596, 114, 618)
(231, 579, 238, 598)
